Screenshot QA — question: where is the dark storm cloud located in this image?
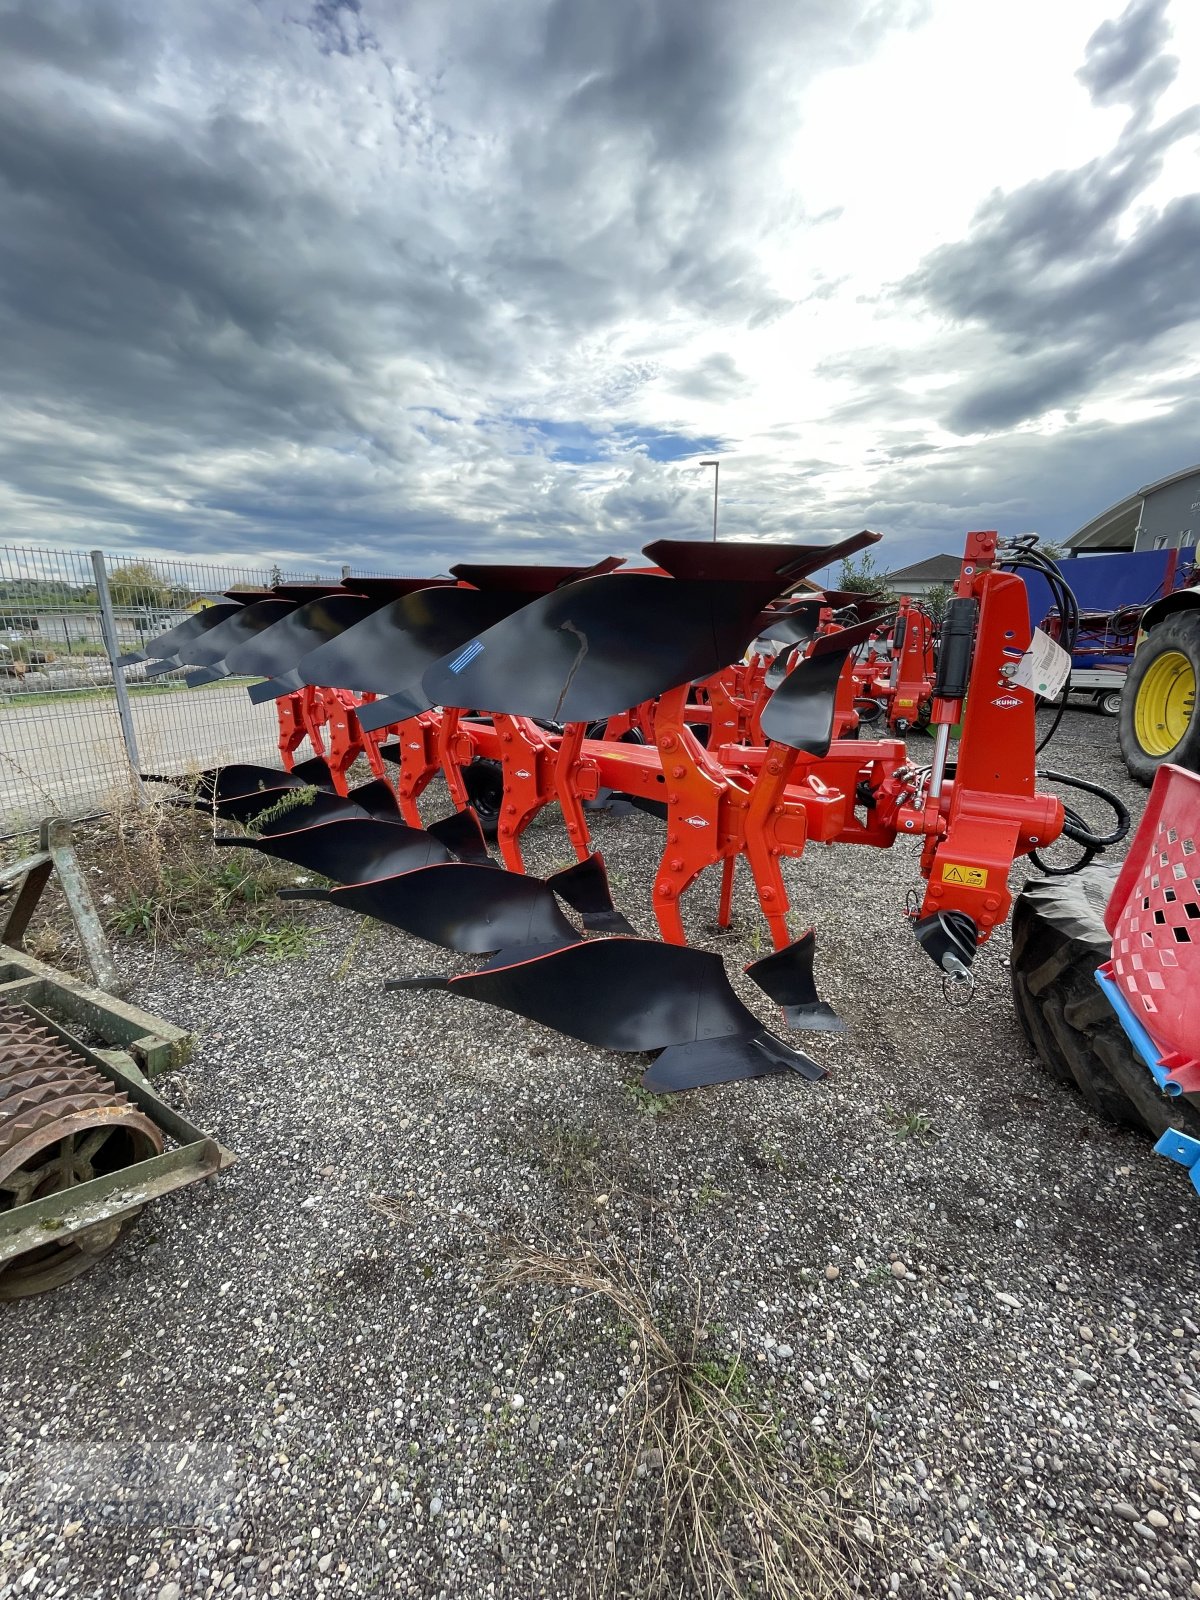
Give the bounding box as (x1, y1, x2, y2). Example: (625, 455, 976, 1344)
(897, 0, 1198, 436)
(0, 0, 923, 568)
(845, 390, 1200, 559)
(0, 0, 144, 86)
(1, 0, 1194, 575)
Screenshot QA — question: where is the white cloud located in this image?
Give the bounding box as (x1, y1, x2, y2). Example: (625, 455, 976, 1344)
(0, 0, 1195, 576)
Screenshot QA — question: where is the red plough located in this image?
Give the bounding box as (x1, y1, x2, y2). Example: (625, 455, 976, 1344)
(134, 528, 1130, 1094)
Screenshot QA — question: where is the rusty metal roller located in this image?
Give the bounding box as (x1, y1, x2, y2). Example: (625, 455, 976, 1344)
(0, 1004, 163, 1299)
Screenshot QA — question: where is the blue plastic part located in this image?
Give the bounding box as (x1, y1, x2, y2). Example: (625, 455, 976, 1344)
(1153, 1130, 1200, 1197)
(1095, 969, 1181, 1097)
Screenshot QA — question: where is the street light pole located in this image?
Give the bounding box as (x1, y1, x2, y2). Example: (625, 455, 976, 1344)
(700, 458, 719, 541)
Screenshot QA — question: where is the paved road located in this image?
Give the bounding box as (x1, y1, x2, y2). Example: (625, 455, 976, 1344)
(0, 684, 282, 830)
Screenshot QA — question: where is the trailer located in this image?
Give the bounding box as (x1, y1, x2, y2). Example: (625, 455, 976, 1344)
(1056, 665, 1126, 717)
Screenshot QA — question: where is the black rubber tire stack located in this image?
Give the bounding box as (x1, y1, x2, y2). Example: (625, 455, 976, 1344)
(1010, 867, 1200, 1141)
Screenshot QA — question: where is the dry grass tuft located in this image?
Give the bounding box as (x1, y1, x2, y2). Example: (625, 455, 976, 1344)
(95, 787, 296, 957)
(492, 1229, 875, 1600)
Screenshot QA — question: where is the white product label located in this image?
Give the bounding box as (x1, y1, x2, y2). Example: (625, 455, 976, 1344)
(1013, 628, 1072, 699)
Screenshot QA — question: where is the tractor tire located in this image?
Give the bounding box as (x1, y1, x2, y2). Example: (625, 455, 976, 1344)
(461, 757, 503, 839)
(1118, 610, 1200, 784)
(1011, 869, 1200, 1141)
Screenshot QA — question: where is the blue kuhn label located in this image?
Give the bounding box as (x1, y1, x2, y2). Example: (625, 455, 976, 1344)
(448, 640, 484, 675)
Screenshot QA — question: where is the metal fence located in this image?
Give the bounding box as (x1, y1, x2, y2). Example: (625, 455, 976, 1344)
(0, 544, 361, 835)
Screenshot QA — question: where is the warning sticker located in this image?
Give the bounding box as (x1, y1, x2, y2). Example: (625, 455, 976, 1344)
(941, 862, 988, 888)
(1012, 627, 1071, 699)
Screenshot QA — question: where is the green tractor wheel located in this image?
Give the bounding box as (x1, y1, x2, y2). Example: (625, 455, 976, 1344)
(1119, 610, 1200, 784)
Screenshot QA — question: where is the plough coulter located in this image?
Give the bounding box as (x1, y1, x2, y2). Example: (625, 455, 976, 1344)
(139, 529, 1128, 1093)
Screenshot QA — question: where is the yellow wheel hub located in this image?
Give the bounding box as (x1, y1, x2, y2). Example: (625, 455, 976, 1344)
(1135, 650, 1196, 757)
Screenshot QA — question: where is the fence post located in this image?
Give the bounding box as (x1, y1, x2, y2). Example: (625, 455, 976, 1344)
(90, 550, 145, 800)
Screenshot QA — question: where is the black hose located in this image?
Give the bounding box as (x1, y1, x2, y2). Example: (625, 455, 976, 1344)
(997, 535, 1081, 754)
(1030, 768, 1131, 875)
(1038, 769, 1130, 847)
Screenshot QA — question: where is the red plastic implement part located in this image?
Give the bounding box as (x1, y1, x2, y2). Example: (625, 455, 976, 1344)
(1103, 762, 1200, 1092)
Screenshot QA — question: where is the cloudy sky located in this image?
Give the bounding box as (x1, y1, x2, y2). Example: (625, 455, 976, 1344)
(0, 0, 1197, 580)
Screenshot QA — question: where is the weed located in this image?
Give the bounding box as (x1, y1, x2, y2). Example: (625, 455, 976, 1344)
(538, 1124, 602, 1190)
(99, 797, 292, 960)
(23, 924, 64, 963)
(491, 1231, 874, 1600)
(883, 1105, 937, 1141)
(199, 915, 312, 972)
(748, 1139, 788, 1173)
(748, 925, 763, 956)
(693, 1352, 751, 1402)
(208, 858, 274, 909)
(246, 784, 319, 830)
(110, 892, 159, 937)
(623, 1082, 673, 1118)
(333, 914, 378, 982)
(693, 1172, 730, 1210)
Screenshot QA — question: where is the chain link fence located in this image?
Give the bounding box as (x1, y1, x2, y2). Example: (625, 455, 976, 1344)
(0, 545, 367, 835)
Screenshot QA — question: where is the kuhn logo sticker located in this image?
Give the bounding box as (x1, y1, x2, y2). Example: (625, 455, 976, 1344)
(991, 693, 1021, 709)
(685, 816, 708, 828)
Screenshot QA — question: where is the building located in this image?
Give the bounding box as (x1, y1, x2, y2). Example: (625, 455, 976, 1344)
(1066, 464, 1200, 554)
(882, 554, 961, 597)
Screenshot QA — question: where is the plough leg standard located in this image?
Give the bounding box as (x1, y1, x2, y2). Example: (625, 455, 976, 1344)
(137, 530, 1126, 1092)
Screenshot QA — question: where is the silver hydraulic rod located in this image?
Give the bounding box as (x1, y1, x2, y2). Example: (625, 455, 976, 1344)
(928, 721, 953, 800)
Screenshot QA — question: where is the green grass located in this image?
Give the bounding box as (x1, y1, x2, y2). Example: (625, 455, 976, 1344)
(106, 844, 292, 950)
(692, 1353, 751, 1402)
(199, 915, 313, 971)
(623, 1082, 674, 1117)
(110, 892, 160, 937)
(0, 677, 258, 710)
(538, 1123, 603, 1189)
(693, 1172, 730, 1210)
(883, 1105, 937, 1140)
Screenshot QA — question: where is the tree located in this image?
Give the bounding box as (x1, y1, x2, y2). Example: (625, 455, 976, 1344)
(835, 551, 894, 599)
(106, 563, 170, 609)
(922, 583, 951, 626)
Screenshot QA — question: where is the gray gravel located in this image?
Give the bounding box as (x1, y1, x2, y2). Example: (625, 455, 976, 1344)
(2, 707, 1199, 1599)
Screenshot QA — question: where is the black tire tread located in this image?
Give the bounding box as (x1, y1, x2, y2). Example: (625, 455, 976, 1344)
(1011, 867, 1200, 1140)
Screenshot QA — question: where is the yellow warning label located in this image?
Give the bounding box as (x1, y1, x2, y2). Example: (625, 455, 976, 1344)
(941, 862, 988, 888)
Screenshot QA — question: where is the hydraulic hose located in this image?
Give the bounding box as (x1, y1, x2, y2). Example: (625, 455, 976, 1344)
(997, 535, 1081, 754)
(1030, 768, 1131, 875)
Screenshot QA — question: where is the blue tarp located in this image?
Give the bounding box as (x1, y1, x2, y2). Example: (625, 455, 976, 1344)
(1019, 547, 1197, 630)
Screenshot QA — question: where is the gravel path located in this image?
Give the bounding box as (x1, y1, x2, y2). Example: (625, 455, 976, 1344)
(2, 708, 1198, 1599)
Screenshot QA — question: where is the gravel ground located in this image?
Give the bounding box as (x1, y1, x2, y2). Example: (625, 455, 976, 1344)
(2, 707, 1199, 1600)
